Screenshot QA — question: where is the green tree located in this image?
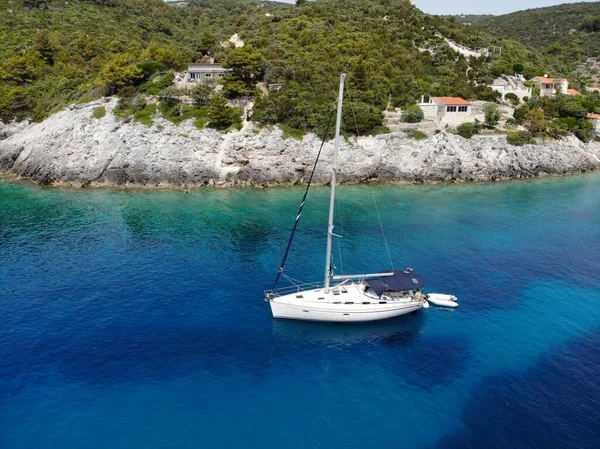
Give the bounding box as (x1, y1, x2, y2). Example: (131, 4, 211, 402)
(97, 54, 144, 95)
(558, 98, 587, 119)
(197, 31, 217, 56)
(191, 83, 214, 106)
(222, 45, 264, 98)
(484, 103, 501, 128)
(33, 30, 60, 66)
(159, 86, 181, 108)
(524, 108, 547, 134)
(208, 94, 242, 130)
(512, 63, 524, 74)
(0, 54, 44, 85)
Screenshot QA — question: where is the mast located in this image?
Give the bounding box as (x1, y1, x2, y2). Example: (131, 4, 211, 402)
(324, 73, 345, 291)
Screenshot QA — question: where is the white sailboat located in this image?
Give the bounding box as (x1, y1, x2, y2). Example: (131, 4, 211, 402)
(265, 73, 446, 322)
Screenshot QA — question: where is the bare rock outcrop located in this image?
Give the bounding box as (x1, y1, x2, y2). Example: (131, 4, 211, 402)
(1, 99, 599, 188)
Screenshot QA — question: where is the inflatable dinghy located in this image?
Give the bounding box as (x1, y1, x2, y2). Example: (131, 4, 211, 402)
(426, 293, 458, 308)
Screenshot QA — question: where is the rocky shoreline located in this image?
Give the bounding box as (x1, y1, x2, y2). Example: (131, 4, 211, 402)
(1, 99, 599, 188)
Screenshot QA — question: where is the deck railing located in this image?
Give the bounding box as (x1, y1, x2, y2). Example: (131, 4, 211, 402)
(265, 281, 326, 298)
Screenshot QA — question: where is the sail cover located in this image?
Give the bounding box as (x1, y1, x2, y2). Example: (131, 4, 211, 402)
(366, 270, 425, 297)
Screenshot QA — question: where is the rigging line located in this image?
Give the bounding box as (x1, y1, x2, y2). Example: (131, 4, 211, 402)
(336, 237, 344, 276)
(370, 186, 394, 272)
(270, 109, 336, 292)
(281, 273, 303, 287)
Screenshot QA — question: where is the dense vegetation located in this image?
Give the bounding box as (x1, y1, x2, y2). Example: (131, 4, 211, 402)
(471, 2, 600, 60)
(0, 0, 593, 136)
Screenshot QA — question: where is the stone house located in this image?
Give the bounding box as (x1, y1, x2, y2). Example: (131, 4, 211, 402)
(418, 96, 472, 124)
(186, 62, 232, 83)
(490, 75, 531, 100)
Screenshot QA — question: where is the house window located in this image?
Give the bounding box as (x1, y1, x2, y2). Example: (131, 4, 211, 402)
(205, 73, 212, 78)
(458, 106, 468, 112)
(218, 73, 225, 77)
(446, 106, 457, 112)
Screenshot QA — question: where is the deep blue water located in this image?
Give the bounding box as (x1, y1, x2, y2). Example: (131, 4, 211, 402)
(1, 174, 599, 449)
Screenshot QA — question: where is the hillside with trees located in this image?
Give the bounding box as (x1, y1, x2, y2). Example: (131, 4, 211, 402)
(472, 2, 600, 60)
(0, 0, 592, 136)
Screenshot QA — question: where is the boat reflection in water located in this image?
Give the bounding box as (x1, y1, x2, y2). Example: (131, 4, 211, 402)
(270, 310, 427, 347)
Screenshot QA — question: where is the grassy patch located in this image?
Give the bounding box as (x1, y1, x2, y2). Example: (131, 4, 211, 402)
(193, 116, 208, 130)
(369, 126, 392, 135)
(159, 104, 208, 125)
(133, 104, 156, 127)
(92, 106, 106, 119)
(405, 129, 428, 140)
(280, 124, 304, 140)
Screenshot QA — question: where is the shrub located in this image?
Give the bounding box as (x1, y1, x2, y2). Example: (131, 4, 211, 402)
(113, 97, 133, 118)
(159, 86, 181, 108)
(505, 118, 517, 129)
(475, 87, 502, 102)
(507, 131, 535, 146)
(456, 122, 478, 139)
(504, 93, 520, 106)
(141, 72, 175, 95)
(131, 95, 147, 112)
(558, 99, 587, 119)
(513, 105, 529, 124)
(401, 104, 424, 123)
(92, 106, 106, 119)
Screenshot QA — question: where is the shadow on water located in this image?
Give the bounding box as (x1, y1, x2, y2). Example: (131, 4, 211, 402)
(269, 310, 427, 348)
(1, 313, 430, 392)
(0, 324, 277, 389)
(434, 328, 600, 449)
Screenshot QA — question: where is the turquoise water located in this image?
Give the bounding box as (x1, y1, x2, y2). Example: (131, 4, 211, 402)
(1, 174, 599, 448)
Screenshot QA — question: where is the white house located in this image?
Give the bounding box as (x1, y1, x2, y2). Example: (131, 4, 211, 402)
(529, 75, 572, 97)
(588, 113, 600, 137)
(490, 75, 531, 100)
(418, 96, 472, 124)
(186, 62, 232, 83)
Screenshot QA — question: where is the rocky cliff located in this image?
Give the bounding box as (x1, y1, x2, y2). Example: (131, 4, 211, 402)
(1, 99, 599, 188)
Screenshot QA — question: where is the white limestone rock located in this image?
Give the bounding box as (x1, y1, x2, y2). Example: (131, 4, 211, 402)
(1, 99, 599, 188)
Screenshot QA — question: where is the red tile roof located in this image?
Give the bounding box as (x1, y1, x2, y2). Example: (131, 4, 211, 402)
(534, 76, 568, 84)
(567, 88, 581, 95)
(434, 97, 470, 105)
(587, 113, 600, 119)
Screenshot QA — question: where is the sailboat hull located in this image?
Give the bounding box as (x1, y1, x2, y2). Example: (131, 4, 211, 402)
(270, 300, 422, 322)
(268, 283, 423, 323)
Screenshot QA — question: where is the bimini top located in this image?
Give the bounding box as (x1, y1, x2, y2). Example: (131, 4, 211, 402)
(366, 270, 425, 297)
